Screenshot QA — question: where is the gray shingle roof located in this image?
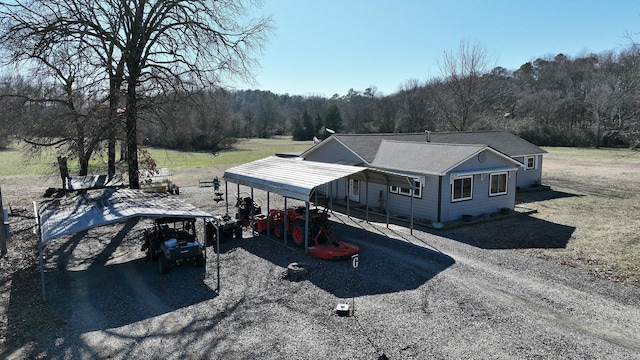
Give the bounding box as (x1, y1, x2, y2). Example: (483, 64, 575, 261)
(332, 131, 546, 163)
(371, 141, 487, 175)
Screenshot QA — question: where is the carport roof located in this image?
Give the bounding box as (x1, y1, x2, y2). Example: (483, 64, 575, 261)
(36, 188, 213, 244)
(223, 156, 413, 201)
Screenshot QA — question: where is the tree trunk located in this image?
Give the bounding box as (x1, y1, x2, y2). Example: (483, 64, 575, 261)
(57, 156, 69, 189)
(126, 80, 139, 189)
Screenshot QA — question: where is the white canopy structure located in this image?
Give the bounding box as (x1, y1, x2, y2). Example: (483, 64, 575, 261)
(37, 188, 213, 245)
(223, 156, 415, 201)
(34, 188, 215, 300)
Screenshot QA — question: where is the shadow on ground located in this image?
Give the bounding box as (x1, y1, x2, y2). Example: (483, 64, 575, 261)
(443, 215, 576, 250)
(5, 219, 217, 342)
(516, 187, 583, 203)
(219, 222, 455, 299)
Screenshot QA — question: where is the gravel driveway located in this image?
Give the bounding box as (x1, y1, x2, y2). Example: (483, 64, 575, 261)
(4, 186, 640, 359)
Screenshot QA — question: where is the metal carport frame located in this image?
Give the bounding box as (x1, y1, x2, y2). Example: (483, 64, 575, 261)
(223, 156, 418, 251)
(34, 188, 217, 300)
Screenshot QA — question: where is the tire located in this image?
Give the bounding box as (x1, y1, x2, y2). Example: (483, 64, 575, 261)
(195, 253, 205, 267)
(274, 223, 285, 239)
(205, 222, 215, 247)
(159, 255, 169, 274)
(149, 241, 159, 261)
(291, 221, 305, 247)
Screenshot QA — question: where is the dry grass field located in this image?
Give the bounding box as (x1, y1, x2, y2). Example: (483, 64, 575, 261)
(0, 141, 639, 358)
(448, 147, 640, 289)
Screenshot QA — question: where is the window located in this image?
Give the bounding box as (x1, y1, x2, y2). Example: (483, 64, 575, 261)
(389, 180, 422, 198)
(452, 176, 473, 202)
(489, 172, 508, 196)
(525, 156, 536, 170)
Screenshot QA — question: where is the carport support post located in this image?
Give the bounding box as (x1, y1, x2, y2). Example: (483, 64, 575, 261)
(283, 197, 288, 246)
(224, 180, 229, 214)
(365, 180, 369, 222)
(0, 185, 6, 255)
(329, 181, 333, 213)
(386, 186, 390, 229)
(345, 178, 350, 217)
(410, 180, 415, 235)
(266, 192, 271, 238)
(33, 202, 46, 301)
(304, 200, 310, 253)
(250, 188, 255, 222)
(216, 219, 221, 292)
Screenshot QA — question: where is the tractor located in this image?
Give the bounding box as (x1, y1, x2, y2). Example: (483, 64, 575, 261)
(254, 206, 359, 260)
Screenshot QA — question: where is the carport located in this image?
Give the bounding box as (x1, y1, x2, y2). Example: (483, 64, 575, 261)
(223, 156, 418, 251)
(34, 188, 218, 300)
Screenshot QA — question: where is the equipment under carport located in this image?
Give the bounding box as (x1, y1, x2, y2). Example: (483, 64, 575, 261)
(141, 217, 205, 274)
(205, 214, 243, 245)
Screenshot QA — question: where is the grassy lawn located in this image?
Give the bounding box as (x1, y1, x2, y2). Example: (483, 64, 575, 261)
(0, 137, 315, 177)
(448, 146, 640, 289)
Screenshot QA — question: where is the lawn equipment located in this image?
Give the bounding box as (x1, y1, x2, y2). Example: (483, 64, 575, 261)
(235, 194, 261, 227)
(141, 217, 205, 274)
(254, 206, 359, 260)
(204, 214, 243, 245)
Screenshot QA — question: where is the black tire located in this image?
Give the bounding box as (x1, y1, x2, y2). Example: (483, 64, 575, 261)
(195, 253, 205, 267)
(159, 255, 169, 274)
(149, 242, 159, 261)
(205, 222, 215, 247)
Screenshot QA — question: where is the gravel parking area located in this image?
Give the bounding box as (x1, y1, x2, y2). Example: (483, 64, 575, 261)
(1, 185, 640, 359)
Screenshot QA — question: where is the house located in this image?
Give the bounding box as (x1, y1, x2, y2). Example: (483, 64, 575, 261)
(301, 131, 544, 224)
(310, 131, 547, 189)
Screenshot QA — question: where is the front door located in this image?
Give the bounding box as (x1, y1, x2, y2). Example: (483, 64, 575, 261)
(348, 179, 360, 202)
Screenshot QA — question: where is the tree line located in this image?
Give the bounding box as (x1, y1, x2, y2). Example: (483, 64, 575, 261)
(0, 9, 639, 183)
(143, 45, 640, 151)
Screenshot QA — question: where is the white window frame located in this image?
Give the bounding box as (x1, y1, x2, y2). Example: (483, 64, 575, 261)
(389, 180, 422, 198)
(489, 172, 508, 196)
(451, 176, 473, 202)
(525, 156, 537, 170)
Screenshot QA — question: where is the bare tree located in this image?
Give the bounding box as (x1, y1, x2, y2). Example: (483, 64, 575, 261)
(0, 0, 271, 188)
(435, 40, 495, 131)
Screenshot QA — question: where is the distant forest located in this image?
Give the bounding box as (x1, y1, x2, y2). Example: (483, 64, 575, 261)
(2, 48, 640, 154)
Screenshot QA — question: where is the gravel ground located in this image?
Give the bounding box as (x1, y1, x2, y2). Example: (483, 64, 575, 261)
(1, 184, 640, 359)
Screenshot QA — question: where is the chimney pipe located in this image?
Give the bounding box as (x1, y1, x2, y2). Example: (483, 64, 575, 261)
(425, 130, 431, 142)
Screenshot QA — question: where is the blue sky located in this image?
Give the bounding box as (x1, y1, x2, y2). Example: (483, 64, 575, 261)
(239, 0, 640, 97)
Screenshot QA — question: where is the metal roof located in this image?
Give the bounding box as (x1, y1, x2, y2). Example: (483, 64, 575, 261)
(36, 188, 213, 244)
(223, 156, 413, 201)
